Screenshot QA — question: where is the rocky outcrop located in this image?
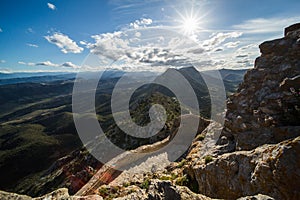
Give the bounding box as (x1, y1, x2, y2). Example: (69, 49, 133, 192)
(0, 190, 32, 200)
(113, 179, 213, 200)
(193, 136, 300, 199)
(184, 24, 300, 199)
(222, 23, 300, 151)
(237, 194, 274, 200)
(0, 188, 103, 200)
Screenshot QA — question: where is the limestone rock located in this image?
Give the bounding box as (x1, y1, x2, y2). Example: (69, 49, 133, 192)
(0, 190, 32, 200)
(220, 23, 300, 151)
(114, 179, 213, 200)
(189, 136, 300, 199)
(237, 194, 274, 200)
(284, 23, 300, 36)
(0, 188, 103, 200)
(183, 24, 300, 200)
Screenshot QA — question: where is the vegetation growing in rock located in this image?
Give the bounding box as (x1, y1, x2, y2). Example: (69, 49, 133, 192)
(204, 155, 213, 164)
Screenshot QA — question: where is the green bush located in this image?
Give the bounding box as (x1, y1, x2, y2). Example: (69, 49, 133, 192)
(177, 159, 186, 168)
(159, 175, 172, 181)
(140, 179, 150, 190)
(122, 182, 130, 187)
(175, 175, 189, 186)
(98, 187, 109, 197)
(204, 155, 213, 164)
(195, 134, 205, 141)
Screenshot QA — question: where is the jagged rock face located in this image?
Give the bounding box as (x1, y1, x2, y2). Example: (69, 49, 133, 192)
(185, 24, 300, 200)
(193, 136, 300, 199)
(224, 24, 300, 151)
(112, 179, 274, 200)
(237, 194, 274, 200)
(0, 188, 103, 200)
(114, 179, 212, 200)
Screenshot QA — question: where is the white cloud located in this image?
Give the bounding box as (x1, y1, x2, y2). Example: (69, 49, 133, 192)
(224, 41, 240, 48)
(35, 61, 59, 67)
(0, 60, 5, 63)
(129, 18, 153, 29)
(47, 3, 56, 10)
(79, 40, 87, 45)
(27, 28, 34, 33)
(135, 32, 141, 37)
(18, 61, 35, 66)
(19, 61, 57, 67)
(0, 68, 12, 73)
(27, 43, 39, 48)
(233, 16, 300, 34)
(44, 32, 83, 54)
(84, 15, 268, 72)
(88, 31, 128, 61)
(87, 29, 208, 71)
(203, 32, 243, 48)
(18, 61, 26, 65)
(61, 62, 81, 69)
(18, 60, 80, 69)
(0, 28, 2, 32)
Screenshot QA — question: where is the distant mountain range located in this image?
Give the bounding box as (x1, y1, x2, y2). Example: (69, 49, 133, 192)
(0, 68, 246, 86)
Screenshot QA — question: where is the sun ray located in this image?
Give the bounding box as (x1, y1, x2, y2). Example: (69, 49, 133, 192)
(173, 6, 205, 39)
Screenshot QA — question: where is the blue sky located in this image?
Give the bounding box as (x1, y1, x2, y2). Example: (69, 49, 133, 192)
(0, 0, 300, 72)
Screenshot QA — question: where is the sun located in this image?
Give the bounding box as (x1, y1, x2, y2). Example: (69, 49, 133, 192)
(176, 9, 202, 38)
(181, 16, 199, 35)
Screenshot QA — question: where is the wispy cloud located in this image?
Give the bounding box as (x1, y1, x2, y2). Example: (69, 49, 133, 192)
(35, 61, 59, 67)
(0, 28, 2, 32)
(18, 61, 35, 66)
(233, 16, 300, 34)
(47, 3, 56, 10)
(0, 68, 12, 73)
(61, 62, 81, 69)
(129, 18, 153, 29)
(27, 43, 39, 48)
(223, 41, 240, 48)
(0, 60, 5, 63)
(26, 28, 34, 33)
(203, 32, 242, 48)
(79, 40, 87, 45)
(44, 32, 83, 54)
(18, 61, 80, 69)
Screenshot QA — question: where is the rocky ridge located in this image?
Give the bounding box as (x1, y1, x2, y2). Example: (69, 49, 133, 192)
(223, 23, 300, 151)
(184, 23, 300, 199)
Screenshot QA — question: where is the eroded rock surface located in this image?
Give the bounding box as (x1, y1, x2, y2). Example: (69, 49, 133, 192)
(185, 24, 300, 199)
(223, 26, 300, 151)
(0, 188, 103, 200)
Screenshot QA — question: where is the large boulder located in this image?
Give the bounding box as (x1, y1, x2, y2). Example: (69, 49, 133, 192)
(190, 136, 300, 199)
